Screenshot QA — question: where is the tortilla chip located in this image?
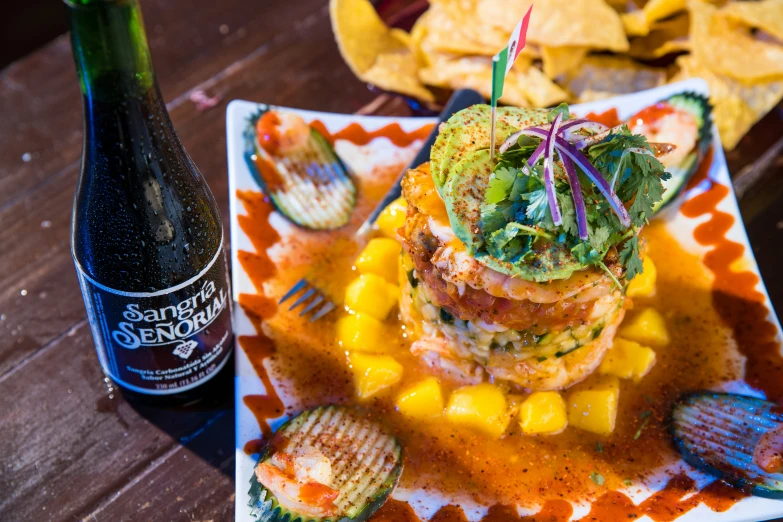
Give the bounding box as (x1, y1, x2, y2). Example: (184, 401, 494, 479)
(603, 0, 630, 9)
(417, 51, 487, 87)
(435, 0, 521, 39)
(330, 0, 782, 145)
(541, 46, 589, 78)
(628, 14, 690, 59)
(577, 90, 617, 103)
(330, 0, 397, 74)
(419, 54, 526, 106)
(671, 55, 783, 149)
(564, 56, 666, 101)
(622, 11, 652, 37)
(622, 0, 686, 36)
(390, 28, 412, 48)
(409, 10, 433, 67)
(644, 0, 688, 23)
(688, 0, 783, 83)
(528, 0, 629, 51)
(432, 0, 628, 51)
(362, 52, 435, 102)
(427, 0, 513, 56)
(721, 0, 783, 43)
(329, 0, 434, 101)
(520, 67, 571, 106)
(418, 54, 567, 107)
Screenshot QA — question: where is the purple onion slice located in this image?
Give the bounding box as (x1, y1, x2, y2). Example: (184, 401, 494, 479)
(501, 119, 598, 154)
(557, 139, 631, 228)
(559, 119, 589, 130)
(560, 152, 589, 240)
(521, 141, 547, 175)
(501, 119, 608, 166)
(529, 119, 587, 134)
(500, 131, 546, 165)
(561, 121, 609, 143)
(543, 113, 563, 226)
(499, 130, 525, 154)
(521, 127, 631, 228)
(573, 124, 625, 150)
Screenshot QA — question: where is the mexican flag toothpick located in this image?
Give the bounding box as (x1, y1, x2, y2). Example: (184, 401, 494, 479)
(490, 5, 533, 160)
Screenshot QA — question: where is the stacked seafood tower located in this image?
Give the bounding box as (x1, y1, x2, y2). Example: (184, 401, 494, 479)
(399, 104, 670, 391)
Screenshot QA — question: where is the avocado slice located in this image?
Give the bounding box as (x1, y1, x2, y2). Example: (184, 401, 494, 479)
(248, 406, 402, 522)
(672, 392, 783, 499)
(431, 105, 550, 194)
(475, 240, 587, 283)
(434, 105, 590, 280)
(443, 149, 494, 254)
(433, 104, 597, 282)
(443, 149, 588, 281)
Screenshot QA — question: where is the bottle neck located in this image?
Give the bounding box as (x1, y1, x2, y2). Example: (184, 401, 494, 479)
(67, 0, 156, 103)
(68, 0, 182, 180)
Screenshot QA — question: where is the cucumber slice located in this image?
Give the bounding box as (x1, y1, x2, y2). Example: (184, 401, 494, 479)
(671, 392, 783, 499)
(654, 92, 713, 212)
(248, 406, 403, 521)
(244, 107, 356, 230)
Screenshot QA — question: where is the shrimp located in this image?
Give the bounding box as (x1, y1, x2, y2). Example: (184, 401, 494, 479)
(256, 110, 311, 156)
(627, 103, 698, 168)
(753, 424, 783, 473)
(401, 164, 448, 220)
(426, 214, 614, 304)
(411, 338, 484, 384)
(255, 445, 339, 518)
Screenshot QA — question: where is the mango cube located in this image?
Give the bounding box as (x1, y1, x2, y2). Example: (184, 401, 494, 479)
(567, 376, 620, 435)
(396, 377, 444, 420)
(355, 238, 401, 283)
(445, 383, 509, 438)
(348, 352, 403, 399)
(600, 338, 657, 383)
(618, 307, 670, 347)
(376, 198, 407, 240)
(336, 313, 385, 352)
(519, 391, 568, 435)
(345, 274, 398, 320)
(627, 256, 657, 298)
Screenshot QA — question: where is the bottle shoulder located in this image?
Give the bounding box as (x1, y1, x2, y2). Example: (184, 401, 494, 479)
(73, 106, 223, 292)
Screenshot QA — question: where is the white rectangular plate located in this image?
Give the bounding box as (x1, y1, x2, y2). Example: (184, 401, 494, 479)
(227, 80, 783, 522)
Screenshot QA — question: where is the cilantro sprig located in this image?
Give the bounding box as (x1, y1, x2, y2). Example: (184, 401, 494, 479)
(480, 107, 670, 281)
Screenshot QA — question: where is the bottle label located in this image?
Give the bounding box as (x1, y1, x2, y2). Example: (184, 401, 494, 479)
(74, 245, 233, 395)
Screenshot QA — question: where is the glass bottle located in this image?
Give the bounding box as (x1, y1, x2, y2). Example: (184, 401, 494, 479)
(67, 0, 233, 405)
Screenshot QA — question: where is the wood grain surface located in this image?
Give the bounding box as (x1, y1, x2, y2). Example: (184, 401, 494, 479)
(0, 0, 780, 521)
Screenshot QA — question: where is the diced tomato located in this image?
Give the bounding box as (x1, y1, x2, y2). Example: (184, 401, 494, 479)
(405, 243, 596, 332)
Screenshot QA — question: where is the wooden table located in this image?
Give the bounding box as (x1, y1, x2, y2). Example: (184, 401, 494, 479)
(0, 1, 780, 520)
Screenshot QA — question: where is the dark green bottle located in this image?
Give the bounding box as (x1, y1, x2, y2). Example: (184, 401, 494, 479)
(67, 0, 233, 405)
